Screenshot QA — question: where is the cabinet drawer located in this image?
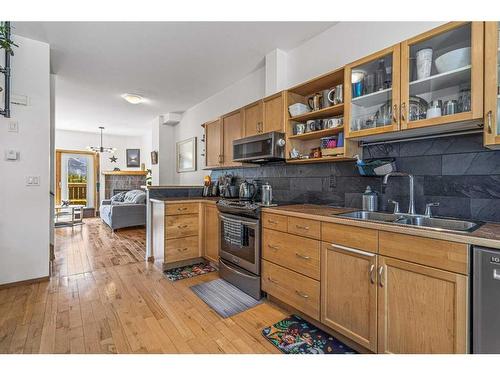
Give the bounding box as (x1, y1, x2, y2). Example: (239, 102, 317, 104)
(165, 236, 199, 263)
(262, 212, 288, 232)
(379, 231, 468, 274)
(166, 202, 199, 216)
(287, 216, 320, 239)
(262, 228, 320, 280)
(262, 260, 320, 320)
(322, 222, 378, 253)
(166, 214, 199, 239)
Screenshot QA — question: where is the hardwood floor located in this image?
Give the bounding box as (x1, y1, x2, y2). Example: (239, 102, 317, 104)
(0, 219, 285, 353)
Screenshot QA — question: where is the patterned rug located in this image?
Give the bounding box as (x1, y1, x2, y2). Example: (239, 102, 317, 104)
(262, 315, 358, 354)
(190, 278, 262, 318)
(164, 262, 217, 281)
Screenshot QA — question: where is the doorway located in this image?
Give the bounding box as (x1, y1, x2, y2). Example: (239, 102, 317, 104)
(55, 149, 100, 216)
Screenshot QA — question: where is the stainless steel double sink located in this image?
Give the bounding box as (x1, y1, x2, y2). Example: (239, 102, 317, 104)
(334, 210, 482, 233)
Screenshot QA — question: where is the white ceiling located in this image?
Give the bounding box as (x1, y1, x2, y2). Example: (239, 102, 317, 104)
(13, 22, 335, 136)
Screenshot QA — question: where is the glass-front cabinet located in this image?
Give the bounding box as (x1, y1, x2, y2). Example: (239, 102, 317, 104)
(484, 21, 500, 147)
(400, 22, 483, 130)
(345, 45, 401, 138)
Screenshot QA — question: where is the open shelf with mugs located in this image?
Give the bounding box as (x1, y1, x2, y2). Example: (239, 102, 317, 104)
(284, 67, 360, 164)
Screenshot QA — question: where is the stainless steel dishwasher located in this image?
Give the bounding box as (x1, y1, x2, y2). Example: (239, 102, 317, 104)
(473, 246, 500, 353)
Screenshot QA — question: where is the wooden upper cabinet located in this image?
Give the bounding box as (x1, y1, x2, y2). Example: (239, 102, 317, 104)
(203, 204, 219, 263)
(204, 118, 222, 168)
(344, 44, 401, 139)
(321, 243, 378, 352)
(484, 21, 500, 148)
(243, 100, 263, 137)
(400, 22, 484, 131)
(263, 91, 285, 133)
(377, 256, 468, 354)
(222, 109, 242, 167)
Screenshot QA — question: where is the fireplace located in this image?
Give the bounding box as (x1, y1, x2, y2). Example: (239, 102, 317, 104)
(103, 171, 147, 199)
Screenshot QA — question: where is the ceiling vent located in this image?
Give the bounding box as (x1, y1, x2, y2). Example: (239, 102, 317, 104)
(161, 112, 182, 126)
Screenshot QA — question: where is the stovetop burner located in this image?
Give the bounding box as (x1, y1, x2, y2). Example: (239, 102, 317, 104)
(217, 199, 261, 218)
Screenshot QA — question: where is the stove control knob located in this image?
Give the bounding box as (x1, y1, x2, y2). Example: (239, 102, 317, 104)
(276, 138, 286, 147)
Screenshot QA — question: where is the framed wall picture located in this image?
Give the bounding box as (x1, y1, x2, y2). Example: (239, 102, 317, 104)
(126, 149, 141, 167)
(176, 137, 197, 173)
(151, 150, 158, 165)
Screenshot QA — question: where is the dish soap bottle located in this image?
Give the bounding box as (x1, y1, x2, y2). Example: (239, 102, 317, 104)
(362, 186, 378, 212)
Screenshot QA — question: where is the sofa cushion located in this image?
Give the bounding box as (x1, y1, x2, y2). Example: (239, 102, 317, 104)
(111, 191, 126, 203)
(123, 189, 146, 204)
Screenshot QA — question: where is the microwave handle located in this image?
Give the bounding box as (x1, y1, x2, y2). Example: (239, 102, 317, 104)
(220, 213, 258, 228)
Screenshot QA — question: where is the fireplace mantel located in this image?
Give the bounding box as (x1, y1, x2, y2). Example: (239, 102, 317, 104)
(102, 170, 147, 176)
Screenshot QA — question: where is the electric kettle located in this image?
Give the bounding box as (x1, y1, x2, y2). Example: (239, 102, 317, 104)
(239, 180, 257, 201)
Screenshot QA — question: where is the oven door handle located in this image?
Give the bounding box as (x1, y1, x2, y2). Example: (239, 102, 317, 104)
(220, 213, 259, 228)
(219, 258, 259, 279)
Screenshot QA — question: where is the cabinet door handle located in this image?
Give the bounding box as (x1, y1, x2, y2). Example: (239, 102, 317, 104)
(295, 252, 311, 260)
(295, 225, 309, 230)
(487, 110, 493, 134)
(378, 265, 385, 287)
(392, 104, 399, 125)
(177, 207, 188, 211)
(369, 264, 375, 284)
(268, 244, 280, 250)
(177, 247, 188, 252)
(401, 102, 407, 122)
(267, 219, 278, 224)
(295, 290, 309, 299)
(177, 224, 188, 229)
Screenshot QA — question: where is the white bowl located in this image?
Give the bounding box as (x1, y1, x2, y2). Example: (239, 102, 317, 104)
(434, 47, 471, 74)
(288, 103, 310, 117)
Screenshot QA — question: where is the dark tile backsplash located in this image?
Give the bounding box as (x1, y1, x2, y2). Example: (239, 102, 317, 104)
(210, 133, 500, 223)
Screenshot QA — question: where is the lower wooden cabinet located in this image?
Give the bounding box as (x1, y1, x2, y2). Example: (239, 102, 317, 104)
(262, 260, 320, 320)
(377, 256, 468, 354)
(321, 242, 378, 352)
(165, 236, 199, 263)
(203, 203, 219, 263)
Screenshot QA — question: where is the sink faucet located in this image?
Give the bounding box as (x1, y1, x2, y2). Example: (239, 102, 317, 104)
(382, 172, 416, 215)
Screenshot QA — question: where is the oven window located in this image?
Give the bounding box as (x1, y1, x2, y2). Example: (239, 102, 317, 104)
(233, 138, 272, 160)
(220, 219, 257, 264)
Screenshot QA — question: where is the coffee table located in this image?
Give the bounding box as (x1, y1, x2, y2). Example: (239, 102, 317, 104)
(54, 205, 85, 227)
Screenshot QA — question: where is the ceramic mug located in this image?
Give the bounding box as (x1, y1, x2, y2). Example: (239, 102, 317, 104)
(328, 84, 343, 105)
(416, 48, 433, 80)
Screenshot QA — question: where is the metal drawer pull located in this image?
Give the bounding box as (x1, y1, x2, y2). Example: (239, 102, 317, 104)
(295, 290, 309, 299)
(268, 244, 280, 250)
(295, 253, 310, 260)
(369, 264, 375, 284)
(295, 225, 310, 230)
(378, 266, 385, 287)
(177, 247, 188, 252)
(328, 243, 375, 257)
(177, 207, 188, 211)
(268, 219, 278, 224)
(487, 110, 493, 134)
(267, 277, 278, 284)
(177, 224, 188, 229)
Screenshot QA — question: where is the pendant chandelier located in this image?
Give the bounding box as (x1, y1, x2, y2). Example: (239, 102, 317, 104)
(87, 126, 116, 153)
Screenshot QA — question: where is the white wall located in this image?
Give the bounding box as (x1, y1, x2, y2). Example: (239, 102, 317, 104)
(170, 67, 266, 185)
(167, 22, 446, 186)
(55, 129, 148, 202)
(0, 35, 51, 285)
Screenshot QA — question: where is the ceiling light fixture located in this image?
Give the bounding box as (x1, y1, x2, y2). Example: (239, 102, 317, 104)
(87, 126, 116, 153)
(121, 93, 144, 104)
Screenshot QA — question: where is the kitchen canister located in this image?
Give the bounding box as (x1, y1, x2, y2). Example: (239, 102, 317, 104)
(362, 186, 378, 212)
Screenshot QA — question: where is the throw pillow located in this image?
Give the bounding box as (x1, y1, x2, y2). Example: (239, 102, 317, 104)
(111, 191, 126, 204)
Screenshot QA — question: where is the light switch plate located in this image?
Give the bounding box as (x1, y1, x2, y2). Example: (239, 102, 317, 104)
(8, 121, 18, 132)
(5, 149, 19, 160)
(26, 176, 40, 186)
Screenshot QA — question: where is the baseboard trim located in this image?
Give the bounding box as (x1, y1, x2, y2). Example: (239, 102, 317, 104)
(0, 275, 50, 289)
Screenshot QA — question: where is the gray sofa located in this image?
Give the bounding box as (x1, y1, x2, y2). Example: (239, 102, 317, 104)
(100, 190, 146, 230)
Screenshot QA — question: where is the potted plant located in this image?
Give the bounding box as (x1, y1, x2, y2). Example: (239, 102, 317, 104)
(146, 169, 152, 186)
(0, 22, 17, 57)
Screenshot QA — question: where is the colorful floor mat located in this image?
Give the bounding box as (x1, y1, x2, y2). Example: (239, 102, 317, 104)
(262, 315, 358, 354)
(164, 262, 217, 281)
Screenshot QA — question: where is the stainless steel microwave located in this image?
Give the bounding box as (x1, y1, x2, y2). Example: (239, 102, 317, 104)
(232, 131, 286, 163)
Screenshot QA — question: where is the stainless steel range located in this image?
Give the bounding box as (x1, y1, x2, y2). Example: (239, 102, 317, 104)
(217, 199, 262, 300)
